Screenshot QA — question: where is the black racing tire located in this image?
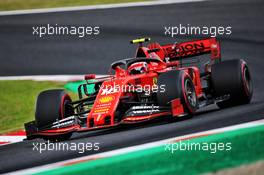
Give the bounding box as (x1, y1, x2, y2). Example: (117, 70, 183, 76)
(35, 89, 73, 129)
(211, 59, 253, 108)
(157, 70, 198, 114)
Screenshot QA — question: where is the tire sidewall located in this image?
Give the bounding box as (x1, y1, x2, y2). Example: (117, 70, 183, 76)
(211, 59, 253, 108)
(157, 70, 198, 114)
(35, 89, 72, 128)
(181, 73, 198, 114)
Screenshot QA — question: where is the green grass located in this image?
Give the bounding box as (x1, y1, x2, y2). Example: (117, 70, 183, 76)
(0, 0, 147, 11)
(0, 80, 66, 134)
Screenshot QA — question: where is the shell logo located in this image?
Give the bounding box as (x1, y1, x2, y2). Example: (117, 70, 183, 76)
(99, 95, 114, 103)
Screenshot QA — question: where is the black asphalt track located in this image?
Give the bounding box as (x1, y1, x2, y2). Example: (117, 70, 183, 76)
(0, 0, 264, 173)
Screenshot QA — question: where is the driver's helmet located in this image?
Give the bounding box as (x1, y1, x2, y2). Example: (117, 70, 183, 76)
(128, 62, 148, 75)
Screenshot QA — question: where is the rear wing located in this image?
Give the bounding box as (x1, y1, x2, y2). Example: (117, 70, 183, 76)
(161, 38, 221, 62)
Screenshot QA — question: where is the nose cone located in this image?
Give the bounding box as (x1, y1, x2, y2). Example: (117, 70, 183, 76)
(93, 114, 105, 126)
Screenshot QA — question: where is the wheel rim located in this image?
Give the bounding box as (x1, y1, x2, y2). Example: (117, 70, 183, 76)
(184, 79, 197, 107)
(242, 66, 252, 95)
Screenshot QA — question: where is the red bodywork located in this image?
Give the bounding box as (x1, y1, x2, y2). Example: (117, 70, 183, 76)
(31, 38, 221, 136)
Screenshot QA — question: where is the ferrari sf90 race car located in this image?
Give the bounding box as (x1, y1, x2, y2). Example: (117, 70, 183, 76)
(25, 37, 253, 140)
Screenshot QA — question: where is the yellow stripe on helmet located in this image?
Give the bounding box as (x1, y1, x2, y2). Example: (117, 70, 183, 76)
(130, 37, 151, 44)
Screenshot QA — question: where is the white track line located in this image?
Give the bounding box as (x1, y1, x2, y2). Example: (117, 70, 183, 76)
(0, 0, 207, 16)
(8, 119, 264, 175)
(0, 131, 26, 146)
(0, 75, 106, 81)
(0, 136, 26, 144)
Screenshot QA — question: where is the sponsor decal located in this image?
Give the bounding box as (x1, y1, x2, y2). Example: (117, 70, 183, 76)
(99, 95, 115, 104)
(96, 103, 111, 107)
(129, 106, 160, 115)
(51, 120, 74, 128)
(132, 109, 160, 114)
(166, 42, 205, 58)
(101, 87, 119, 95)
(96, 114, 102, 122)
(132, 106, 159, 110)
(94, 108, 109, 113)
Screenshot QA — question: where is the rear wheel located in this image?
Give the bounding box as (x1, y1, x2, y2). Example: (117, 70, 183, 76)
(35, 89, 74, 141)
(211, 59, 253, 108)
(157, 70, 198, 114)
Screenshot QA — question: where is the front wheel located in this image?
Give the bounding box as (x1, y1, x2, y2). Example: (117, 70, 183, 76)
(35, 89, 74, 140)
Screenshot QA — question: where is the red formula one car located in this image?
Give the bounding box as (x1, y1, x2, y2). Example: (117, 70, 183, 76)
(25, 37, 253, 140)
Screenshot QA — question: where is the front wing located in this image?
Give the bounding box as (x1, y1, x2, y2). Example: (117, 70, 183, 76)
(25, 99, 185, 139)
